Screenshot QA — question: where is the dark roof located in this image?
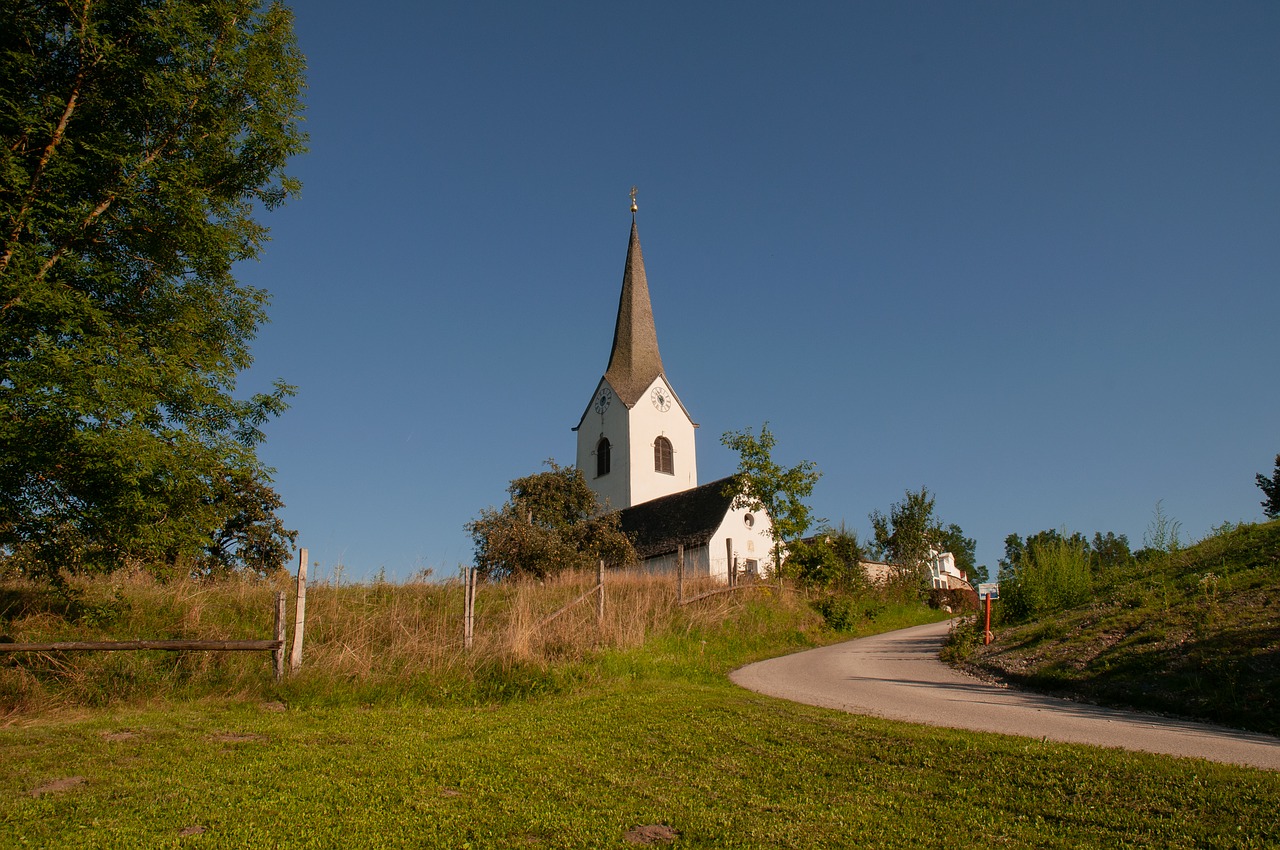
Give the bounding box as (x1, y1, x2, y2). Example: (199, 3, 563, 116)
(617, 477, 736, 559)
(603, 218, 665, 406)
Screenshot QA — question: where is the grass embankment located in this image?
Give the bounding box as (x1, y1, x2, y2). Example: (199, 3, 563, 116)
(1, 571, 1278, 847)
(953, 520, 1280, 735)
(0, 570, 923, 713)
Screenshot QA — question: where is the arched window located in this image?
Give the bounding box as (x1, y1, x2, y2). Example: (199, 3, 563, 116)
(654, 436, 674, 475)
(596, 437, 611, 477)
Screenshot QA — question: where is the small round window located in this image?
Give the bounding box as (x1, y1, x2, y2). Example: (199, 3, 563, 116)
(743, 514, 755, 528)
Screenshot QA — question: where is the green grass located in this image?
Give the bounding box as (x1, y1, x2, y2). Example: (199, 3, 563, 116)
(955, 520, 1280, 735)
(3, 675, 1277, 848)
(2, 568, 1278, 847)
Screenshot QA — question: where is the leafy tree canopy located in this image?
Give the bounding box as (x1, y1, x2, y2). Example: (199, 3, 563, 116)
(721, 423, 821, 558)
(1089, 531, 1136, 571)
(869, 487, 940, 573)
(0, 0, 306, 579)
(467, 461, 636, 581)
(869, 488, 982, 585)
(785, 523, 867, 592)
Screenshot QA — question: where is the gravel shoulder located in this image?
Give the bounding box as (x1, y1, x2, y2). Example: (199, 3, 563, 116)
(730, 619, 1280, 771)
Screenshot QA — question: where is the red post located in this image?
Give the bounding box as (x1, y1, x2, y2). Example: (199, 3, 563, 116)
(983, 593, 994, 645)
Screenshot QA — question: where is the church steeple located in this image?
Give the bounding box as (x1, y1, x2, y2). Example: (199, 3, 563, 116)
(575, 195, 697, 511)
(603, 218, 665, 406)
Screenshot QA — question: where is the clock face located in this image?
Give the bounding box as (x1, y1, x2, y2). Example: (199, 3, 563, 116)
(594, 388, 612, 415)
(651, 385, 671, 412)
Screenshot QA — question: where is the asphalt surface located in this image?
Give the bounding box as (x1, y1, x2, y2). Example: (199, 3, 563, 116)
(730, 619, 1280, 771)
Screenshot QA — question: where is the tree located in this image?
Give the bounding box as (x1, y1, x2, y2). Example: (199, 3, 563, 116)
(721, 423, 821, 572)
(467, 461, 636, 581)
(999, 532, 1025, 578)
(869, 488, 980, 586)
(1258, 454, 1280, 520)
(0, 1, 306, 578)
(869, 487, 941, 577)
(1089, 531, 1135, 571)
(200, 469, 297, 579)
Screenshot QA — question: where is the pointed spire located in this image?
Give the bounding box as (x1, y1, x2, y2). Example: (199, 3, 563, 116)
(603, 217, 665, 406)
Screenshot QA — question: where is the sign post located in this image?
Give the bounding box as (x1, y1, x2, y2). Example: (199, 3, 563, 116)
(983, 592, 994, 645)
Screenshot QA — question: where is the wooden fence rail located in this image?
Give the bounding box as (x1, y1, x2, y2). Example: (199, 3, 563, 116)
(0, 591, 290, 682)
(535, 568, 604, 627)
(0, 640, 282, 652)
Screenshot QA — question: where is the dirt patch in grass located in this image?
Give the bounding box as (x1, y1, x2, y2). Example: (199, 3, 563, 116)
(624, 824, 680, 845)
(30, 776, 87, 797)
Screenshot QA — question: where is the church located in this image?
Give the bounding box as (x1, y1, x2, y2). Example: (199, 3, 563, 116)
(572, 197, 777, 581)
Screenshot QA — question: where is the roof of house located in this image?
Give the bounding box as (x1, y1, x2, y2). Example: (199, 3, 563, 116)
(617, 476, 737, 559)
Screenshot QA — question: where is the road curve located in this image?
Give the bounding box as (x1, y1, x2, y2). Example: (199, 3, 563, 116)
(730, 619, 1280, 771)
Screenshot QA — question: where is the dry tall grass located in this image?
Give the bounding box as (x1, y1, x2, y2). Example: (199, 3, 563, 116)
(0, 568, 814, 714)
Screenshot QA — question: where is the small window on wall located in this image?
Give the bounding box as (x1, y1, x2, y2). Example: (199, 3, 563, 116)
(654, 436, 673, 475)
(596, 437, 611, 477)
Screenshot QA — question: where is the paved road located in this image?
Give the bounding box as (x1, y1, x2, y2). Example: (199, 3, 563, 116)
(730, 619, 1280, 771)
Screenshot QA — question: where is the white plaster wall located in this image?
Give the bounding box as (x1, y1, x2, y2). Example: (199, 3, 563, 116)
(576, 379, 631, 512)
(707, 503, 778, 582)
(631, 506, 774, 583)
(626, 375, 697, 506)
(635, 545, 711, 577)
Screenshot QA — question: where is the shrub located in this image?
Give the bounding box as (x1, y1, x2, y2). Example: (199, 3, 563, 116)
(999, 535, 1092, 623)
(783, 526, 868, 593)
(811, 595, 883, 632)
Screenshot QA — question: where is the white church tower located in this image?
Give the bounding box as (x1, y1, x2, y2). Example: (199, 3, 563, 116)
(574, 198, 697, 510)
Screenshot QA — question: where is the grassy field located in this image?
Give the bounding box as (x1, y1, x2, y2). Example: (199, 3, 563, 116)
(953, 520, 1280, 736)
(4, 665, 1279, 847)
(2, 570, 1278, 847)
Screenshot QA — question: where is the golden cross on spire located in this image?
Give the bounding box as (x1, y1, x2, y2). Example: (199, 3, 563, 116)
(629, 186, 638, 213)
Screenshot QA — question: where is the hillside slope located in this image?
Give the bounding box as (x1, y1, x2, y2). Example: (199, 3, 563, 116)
(958, 521, 1280, 736)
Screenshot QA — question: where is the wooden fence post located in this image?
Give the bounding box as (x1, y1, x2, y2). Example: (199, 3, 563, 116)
(463, 566, 476, 650)
(273, 591, 286, 682)
(596, 559, 605, 622)
(290, 547, 308, 674)
(725, 538, 734, 586)
(677, 544, 684, 604)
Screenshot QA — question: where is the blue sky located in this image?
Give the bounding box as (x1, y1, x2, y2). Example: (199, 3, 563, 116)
(237, 1, 1280, 581)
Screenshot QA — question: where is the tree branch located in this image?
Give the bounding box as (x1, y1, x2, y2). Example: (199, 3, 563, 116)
(18, 6, 231, 288)
(0, 0, 96, 278)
